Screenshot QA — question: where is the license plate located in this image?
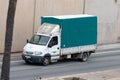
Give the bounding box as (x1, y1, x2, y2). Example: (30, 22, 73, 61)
(25, 56, 31, 59)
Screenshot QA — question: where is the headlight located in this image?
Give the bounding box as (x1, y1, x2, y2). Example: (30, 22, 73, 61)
(23, 50, 33, 55)
(34, 52, 42, 55)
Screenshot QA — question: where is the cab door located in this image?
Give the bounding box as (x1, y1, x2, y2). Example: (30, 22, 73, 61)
(48, 36, 60, 60)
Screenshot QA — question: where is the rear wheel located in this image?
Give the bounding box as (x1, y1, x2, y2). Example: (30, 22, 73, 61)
(81, 52, 89, 62)
(43, 57, 50, 66)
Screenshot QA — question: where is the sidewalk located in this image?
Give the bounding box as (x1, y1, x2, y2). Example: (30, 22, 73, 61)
(97, 43, 120, 52)
(0, 52, 22, 61)
(42, 69, 120, 80)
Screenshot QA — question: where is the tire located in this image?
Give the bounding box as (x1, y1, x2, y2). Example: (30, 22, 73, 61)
(89, 53, 91, 56)
(25, 60, 31, 64)
(81, 52, 89, 62)
(43, 57, 50, 66)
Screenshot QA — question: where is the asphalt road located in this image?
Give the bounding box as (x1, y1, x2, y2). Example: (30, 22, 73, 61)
(1, 49, 120, 80)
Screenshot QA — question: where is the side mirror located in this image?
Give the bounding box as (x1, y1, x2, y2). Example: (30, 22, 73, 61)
(27, 39, 29, 43)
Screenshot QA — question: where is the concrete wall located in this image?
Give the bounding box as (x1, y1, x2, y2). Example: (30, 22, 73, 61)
(0, 0, 8, 53)
(0, 0, 120, 53)
(34, 0, 84, 32)
(85, 0, 119, 44)
(117, 0, 120, 42)
(12, 0, 34, 52)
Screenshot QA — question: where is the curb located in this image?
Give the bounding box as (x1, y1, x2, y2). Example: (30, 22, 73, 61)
(96, 48, 120, 52)
(42, 69, 120, 80)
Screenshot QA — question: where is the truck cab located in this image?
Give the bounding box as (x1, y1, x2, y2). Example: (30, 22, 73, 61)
(22, 23, 61, 65)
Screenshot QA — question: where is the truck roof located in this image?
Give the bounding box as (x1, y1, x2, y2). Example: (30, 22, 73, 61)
(37, 23, 60, 35)
(42, 14, 95, 19)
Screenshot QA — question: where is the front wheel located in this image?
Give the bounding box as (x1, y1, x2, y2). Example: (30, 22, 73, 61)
(25, 60, 31, 64)
(81, 52, 89, 62)
(42, 57, 50, 66)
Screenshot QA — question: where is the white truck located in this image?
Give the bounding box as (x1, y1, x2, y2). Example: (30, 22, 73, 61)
(22, 14, 97, 66)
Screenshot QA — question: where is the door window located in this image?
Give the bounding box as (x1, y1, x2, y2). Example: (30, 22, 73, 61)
(48, 36, 58, 47)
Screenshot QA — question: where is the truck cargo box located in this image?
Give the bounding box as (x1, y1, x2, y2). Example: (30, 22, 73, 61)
(41, 15, 97, 49)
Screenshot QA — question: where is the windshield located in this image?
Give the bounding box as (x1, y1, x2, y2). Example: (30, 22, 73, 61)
(29, 35, 50, 45)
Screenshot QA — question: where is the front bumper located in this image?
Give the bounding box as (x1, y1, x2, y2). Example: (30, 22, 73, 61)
(22, 54, 44, 63)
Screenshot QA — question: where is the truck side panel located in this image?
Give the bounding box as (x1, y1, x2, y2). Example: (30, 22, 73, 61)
(61, 17, 97, 48)
(61, 44, 96, 55)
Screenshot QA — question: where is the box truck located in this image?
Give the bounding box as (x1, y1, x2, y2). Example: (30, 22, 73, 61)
(22, 14, 97, 66)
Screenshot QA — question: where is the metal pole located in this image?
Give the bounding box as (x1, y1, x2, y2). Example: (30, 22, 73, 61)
(83, 0, 86, 14)
(33, 0, 36, 34)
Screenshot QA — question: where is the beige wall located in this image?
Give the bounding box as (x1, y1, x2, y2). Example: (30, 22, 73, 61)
(85, 0, 119, 44)
(117, 0, 120, 42)
(12, 0, 34, 52)
(0, 0, 8, 53)
(34, 0, 84, 32)
(0, 0, 120, 53)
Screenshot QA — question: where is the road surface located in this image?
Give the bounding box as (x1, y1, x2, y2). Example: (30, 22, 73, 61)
(0, 49, 120, 80)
